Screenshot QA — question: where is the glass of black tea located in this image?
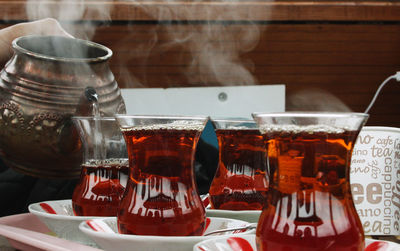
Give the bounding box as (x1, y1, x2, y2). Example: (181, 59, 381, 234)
(115, 115, 209, 236)
(71, 116, 129, 217)
(208, 118, 268, 210)
(252, 112, 368, 251)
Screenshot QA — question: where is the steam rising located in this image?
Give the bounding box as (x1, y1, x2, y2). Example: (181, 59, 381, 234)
(150, 4, 262, 86)
(287, 88, 352, 112)
(26, 0, 112, 39)
(185, 23, 260, 85)
(25, 0, 262, 87)
(23, 0, 352, 112)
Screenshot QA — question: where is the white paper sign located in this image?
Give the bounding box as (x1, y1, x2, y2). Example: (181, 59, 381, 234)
(350, 126, 400, 235)
(121, 85, 285, 118)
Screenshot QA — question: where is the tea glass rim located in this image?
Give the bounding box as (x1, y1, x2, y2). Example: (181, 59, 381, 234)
(252, 111, 369, 119)
(210, 118, 258, 130)
(115, 114, 209, 120)
(71, 116, 117, 121)
(210, 117, 256, 124)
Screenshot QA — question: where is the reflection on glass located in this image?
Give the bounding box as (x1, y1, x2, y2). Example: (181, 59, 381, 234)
(253, 112, 368, 251)
(209, 119, 268, 210)
(116, 115, 208, 236)
(71, 117, 128, 217)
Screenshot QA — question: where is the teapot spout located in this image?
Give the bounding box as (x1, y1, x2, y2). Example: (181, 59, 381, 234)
(75, 86, 100, 117)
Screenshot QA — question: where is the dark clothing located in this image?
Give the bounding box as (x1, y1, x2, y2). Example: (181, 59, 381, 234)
(195, 138, 219, 194)
(0, 139, 218, 217)
(0, 166, 78, 217)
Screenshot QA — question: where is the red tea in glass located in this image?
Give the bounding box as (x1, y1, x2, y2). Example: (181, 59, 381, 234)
(71, 116, 128, 217)
(116, 115, 208, 236)
(253, 112, 368, 251)
(209, 119, 268, 210)
(72, 159, 129, 216)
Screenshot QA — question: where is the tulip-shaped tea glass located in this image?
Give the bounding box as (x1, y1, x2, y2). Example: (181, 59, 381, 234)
(115, 115, 209, 236)
(71, 117, 128, 216)
(208, 119, 268, 210)
(252, 112, 368, 251)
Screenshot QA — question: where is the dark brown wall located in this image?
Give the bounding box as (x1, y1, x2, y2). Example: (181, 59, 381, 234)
(90, 22, 400, 127)
(1, 1, 400, 127)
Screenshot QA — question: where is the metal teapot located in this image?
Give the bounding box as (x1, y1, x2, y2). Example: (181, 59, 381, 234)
(0, 35, 126, 178)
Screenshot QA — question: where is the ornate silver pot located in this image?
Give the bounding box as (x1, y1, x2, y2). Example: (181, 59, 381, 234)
(0, 35, 126, 178)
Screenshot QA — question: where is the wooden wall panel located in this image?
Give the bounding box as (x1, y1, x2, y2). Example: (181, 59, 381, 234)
(89, 23, 400, 127)
(1, 1, 400, 21)
(1, 1, 400, 127)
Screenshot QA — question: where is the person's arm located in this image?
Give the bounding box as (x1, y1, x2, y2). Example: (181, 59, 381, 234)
(0, 18, 72, 66)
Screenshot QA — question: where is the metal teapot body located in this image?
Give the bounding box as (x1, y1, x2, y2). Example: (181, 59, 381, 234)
(0, 35, 126, 178)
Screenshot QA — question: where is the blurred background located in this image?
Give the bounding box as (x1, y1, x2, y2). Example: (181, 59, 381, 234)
(0, 0, 399, 126)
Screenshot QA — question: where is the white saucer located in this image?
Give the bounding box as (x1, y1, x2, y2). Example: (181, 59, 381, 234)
(193, 234, 400, 251)
(79, 217, 255, 251)
(201, 194, 261, 223)
(0, 213, 102, 251)
(28, 199, 111, 247)
(205, 209, 261, 223)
